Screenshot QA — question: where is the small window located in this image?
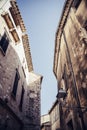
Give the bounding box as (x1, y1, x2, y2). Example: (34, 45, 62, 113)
(19, 86, 25, 112)
(0, 32, 9, 54)
(12, 69, 20, 98)
(73, 0, 82, 9)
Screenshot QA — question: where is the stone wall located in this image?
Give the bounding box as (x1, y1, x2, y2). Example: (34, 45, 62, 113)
(54, 0, 87, 130)
(27, 75, 42, 130)
(0, 35, 28, 129)
(49, 100, 60, 130)
(0, 1, 24, 130)
(0, 98, 23, 130)
(0, 1, 43, 130)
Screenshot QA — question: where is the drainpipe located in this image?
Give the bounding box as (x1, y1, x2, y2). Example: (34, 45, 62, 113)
(63, 30, 86, 130)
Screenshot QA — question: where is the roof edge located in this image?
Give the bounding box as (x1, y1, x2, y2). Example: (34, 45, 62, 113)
(53, 0, 74, 76)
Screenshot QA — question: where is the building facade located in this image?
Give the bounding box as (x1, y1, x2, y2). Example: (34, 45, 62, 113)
(27, 72, 43, 130)
(49, 100, 60, 130)
(53, 0, 87, 130)
(41, 100, 60, 130)
(41, 114, 51, 130)
(0, 0, 42, 130)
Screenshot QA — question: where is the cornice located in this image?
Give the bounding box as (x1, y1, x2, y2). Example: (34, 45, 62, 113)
(22, 34, 33, 72)
(10, 0, 26, 32)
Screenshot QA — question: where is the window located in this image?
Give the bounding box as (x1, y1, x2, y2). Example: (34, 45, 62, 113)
(73, 0, 82, 9)
(19, 86, 25, 111)
(0, 32, 9, 54)
(12, 69, 20, 98)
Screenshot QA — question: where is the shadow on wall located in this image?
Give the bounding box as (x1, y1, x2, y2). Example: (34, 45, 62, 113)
(0, 37, 28, 130)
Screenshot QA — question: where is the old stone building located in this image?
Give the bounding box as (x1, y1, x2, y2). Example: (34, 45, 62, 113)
(41, 100, 60, 130)
(41, 114, 51, 130)
(53, 0, 87, 130)
(27, 72, 43, 130)
(0, 0, 42, 130)
(49, 99, 60, 130)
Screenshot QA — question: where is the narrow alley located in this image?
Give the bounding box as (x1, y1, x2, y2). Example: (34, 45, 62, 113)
(0, 0, 87, 130)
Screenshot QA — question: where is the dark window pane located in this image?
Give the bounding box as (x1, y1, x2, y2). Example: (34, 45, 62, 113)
(0, 33, 9, 53)
(19, 86, 25, 111)
(12, 69, 20, 97)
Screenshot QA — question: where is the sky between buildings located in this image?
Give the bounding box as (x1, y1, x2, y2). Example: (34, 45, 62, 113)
(17, 0, 65, 115)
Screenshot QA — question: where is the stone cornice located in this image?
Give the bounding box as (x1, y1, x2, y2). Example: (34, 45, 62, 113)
(10, 0, 26, 32)
(22, 34, 33, 72)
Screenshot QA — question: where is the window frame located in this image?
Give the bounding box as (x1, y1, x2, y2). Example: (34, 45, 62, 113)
(11, 69, 20, 99)
(0, 31, 10, 55)
(19, 85, 25, 112)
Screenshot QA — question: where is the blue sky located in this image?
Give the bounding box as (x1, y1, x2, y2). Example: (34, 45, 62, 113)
(17, 0, 65, 115)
